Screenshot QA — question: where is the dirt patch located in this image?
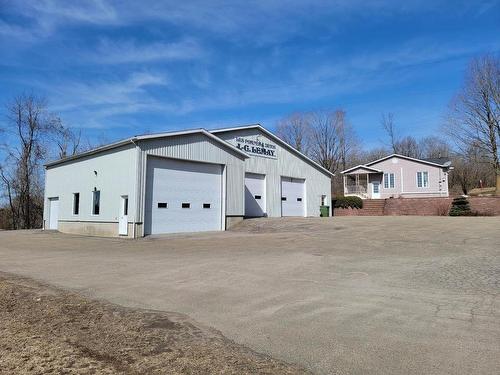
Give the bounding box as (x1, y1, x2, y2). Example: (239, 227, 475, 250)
(0, 273, 308, 375)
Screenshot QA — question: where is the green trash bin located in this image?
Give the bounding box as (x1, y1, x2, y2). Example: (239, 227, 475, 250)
(320, 205, 330, 217)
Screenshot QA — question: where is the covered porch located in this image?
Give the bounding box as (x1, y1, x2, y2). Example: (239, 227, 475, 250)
(341, 165, 383, 199)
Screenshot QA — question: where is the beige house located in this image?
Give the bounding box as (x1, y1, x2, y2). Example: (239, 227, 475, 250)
(341, 154, 452, 199)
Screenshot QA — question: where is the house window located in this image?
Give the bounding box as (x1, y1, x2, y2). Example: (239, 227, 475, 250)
(73, 193, 80, 215)
(384, 173, 395, 188)
(157, 202, 167, 208)
(417, 171, 429, 188)
(92, 190, 100, 215)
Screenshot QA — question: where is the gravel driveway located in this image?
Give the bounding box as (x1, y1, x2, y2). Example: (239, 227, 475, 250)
(0, 216, 499, 374)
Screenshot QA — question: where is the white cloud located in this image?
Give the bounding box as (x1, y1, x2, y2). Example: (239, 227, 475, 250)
(1, 0, 462, 44)
(0, 20, 36, 40)
(17, 0, 117, 25)
(296, 38, 500, 85)
(90, 38, 205, 64)
(43, 71, 170, 127)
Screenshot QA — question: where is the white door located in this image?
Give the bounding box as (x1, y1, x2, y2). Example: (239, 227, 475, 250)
(372, 182, 381, 198)
(145, 157, 223, 235)
(245, 173, 266, 217)
(281, 177, 305, 217)
(119, 195, 128, 235)
(48, 198, 59, 229)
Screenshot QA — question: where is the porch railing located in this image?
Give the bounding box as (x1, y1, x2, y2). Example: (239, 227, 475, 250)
(345, 185, 367, 195)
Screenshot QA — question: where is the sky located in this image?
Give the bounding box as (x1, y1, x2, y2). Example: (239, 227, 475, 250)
(0, 0, 499, 149)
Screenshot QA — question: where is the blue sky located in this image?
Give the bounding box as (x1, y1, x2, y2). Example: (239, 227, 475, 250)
(1, 1, 499, 149)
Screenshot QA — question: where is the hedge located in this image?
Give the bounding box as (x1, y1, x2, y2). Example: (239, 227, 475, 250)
(333, 196, 363, 209)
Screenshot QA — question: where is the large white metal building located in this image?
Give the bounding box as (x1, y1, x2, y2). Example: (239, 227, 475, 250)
(44, 124, 333, 237)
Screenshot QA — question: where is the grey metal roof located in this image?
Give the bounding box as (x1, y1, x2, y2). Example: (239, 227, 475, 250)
(365, 153, 452, 168)
(422, 157, 452, 166)
(45, 128, 248, 168)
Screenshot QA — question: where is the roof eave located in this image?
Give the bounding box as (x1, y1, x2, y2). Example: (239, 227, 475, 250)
(45, 128, 249, 168)
(137, 129, 248, 158)
(341, 165, 382, 174)
(366, 153, 451, 168)
(44, 138, 137, 168)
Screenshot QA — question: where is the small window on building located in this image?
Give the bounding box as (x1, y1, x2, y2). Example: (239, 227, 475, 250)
(158, 202, 167, 208)
(124, 197, 129, 215)
(73, 193, 80, 215)
(254, 195, 261, 200)
(297, 197, 302, 202)
(203, 203, 211, 209)
(92, 190, 100, 215)
(417, 171, 429, 188)
(281, 197, 287, 201)
(384, 173, 395, 188)
(182, 203, 190, 208)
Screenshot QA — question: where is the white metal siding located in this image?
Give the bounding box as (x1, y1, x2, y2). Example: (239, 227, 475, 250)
(137, 133, 246, 224)
(44, 144, 137, 225)
(216, 128, 331, 217)
(245, 173, 266, 217)
(144, 157, 223, 234)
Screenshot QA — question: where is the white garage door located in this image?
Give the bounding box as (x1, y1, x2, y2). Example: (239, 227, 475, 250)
(48, 197, 59, 229)
(281, 177, 305, 217)
(145, 157, 223, 235)
(245, 173, 266, 217)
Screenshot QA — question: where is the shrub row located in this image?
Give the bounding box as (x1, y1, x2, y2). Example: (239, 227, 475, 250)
(333, 196, 363, 209)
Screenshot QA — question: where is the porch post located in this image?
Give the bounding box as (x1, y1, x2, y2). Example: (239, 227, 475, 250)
(343, 175, 346, 195)
(367, 173, 369, 196)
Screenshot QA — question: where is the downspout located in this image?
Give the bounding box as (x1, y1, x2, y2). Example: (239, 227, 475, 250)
(131, 138, 140, 239)
(400, 168, 404, 196)
(439, 168, 442, 196)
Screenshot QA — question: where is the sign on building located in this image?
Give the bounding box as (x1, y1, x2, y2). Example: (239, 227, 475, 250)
(235, 136, 277, 159)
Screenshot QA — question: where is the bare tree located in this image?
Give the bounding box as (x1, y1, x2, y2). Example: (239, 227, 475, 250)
(419, 136, 452, 159)
(445, 54, 500, 193)
(449, 144, 494, 194)
(308, 110, 342, 174)
(0, 94, 61, 229)
(396, 136, 422, 158)
(52, 118, 82, 158)
(276, 112, 311, 153)
(380, 113, 422, 157)
(360, 147, 390, 164)
(381, 112, 398, 153)
(336, 110, 360, 172)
